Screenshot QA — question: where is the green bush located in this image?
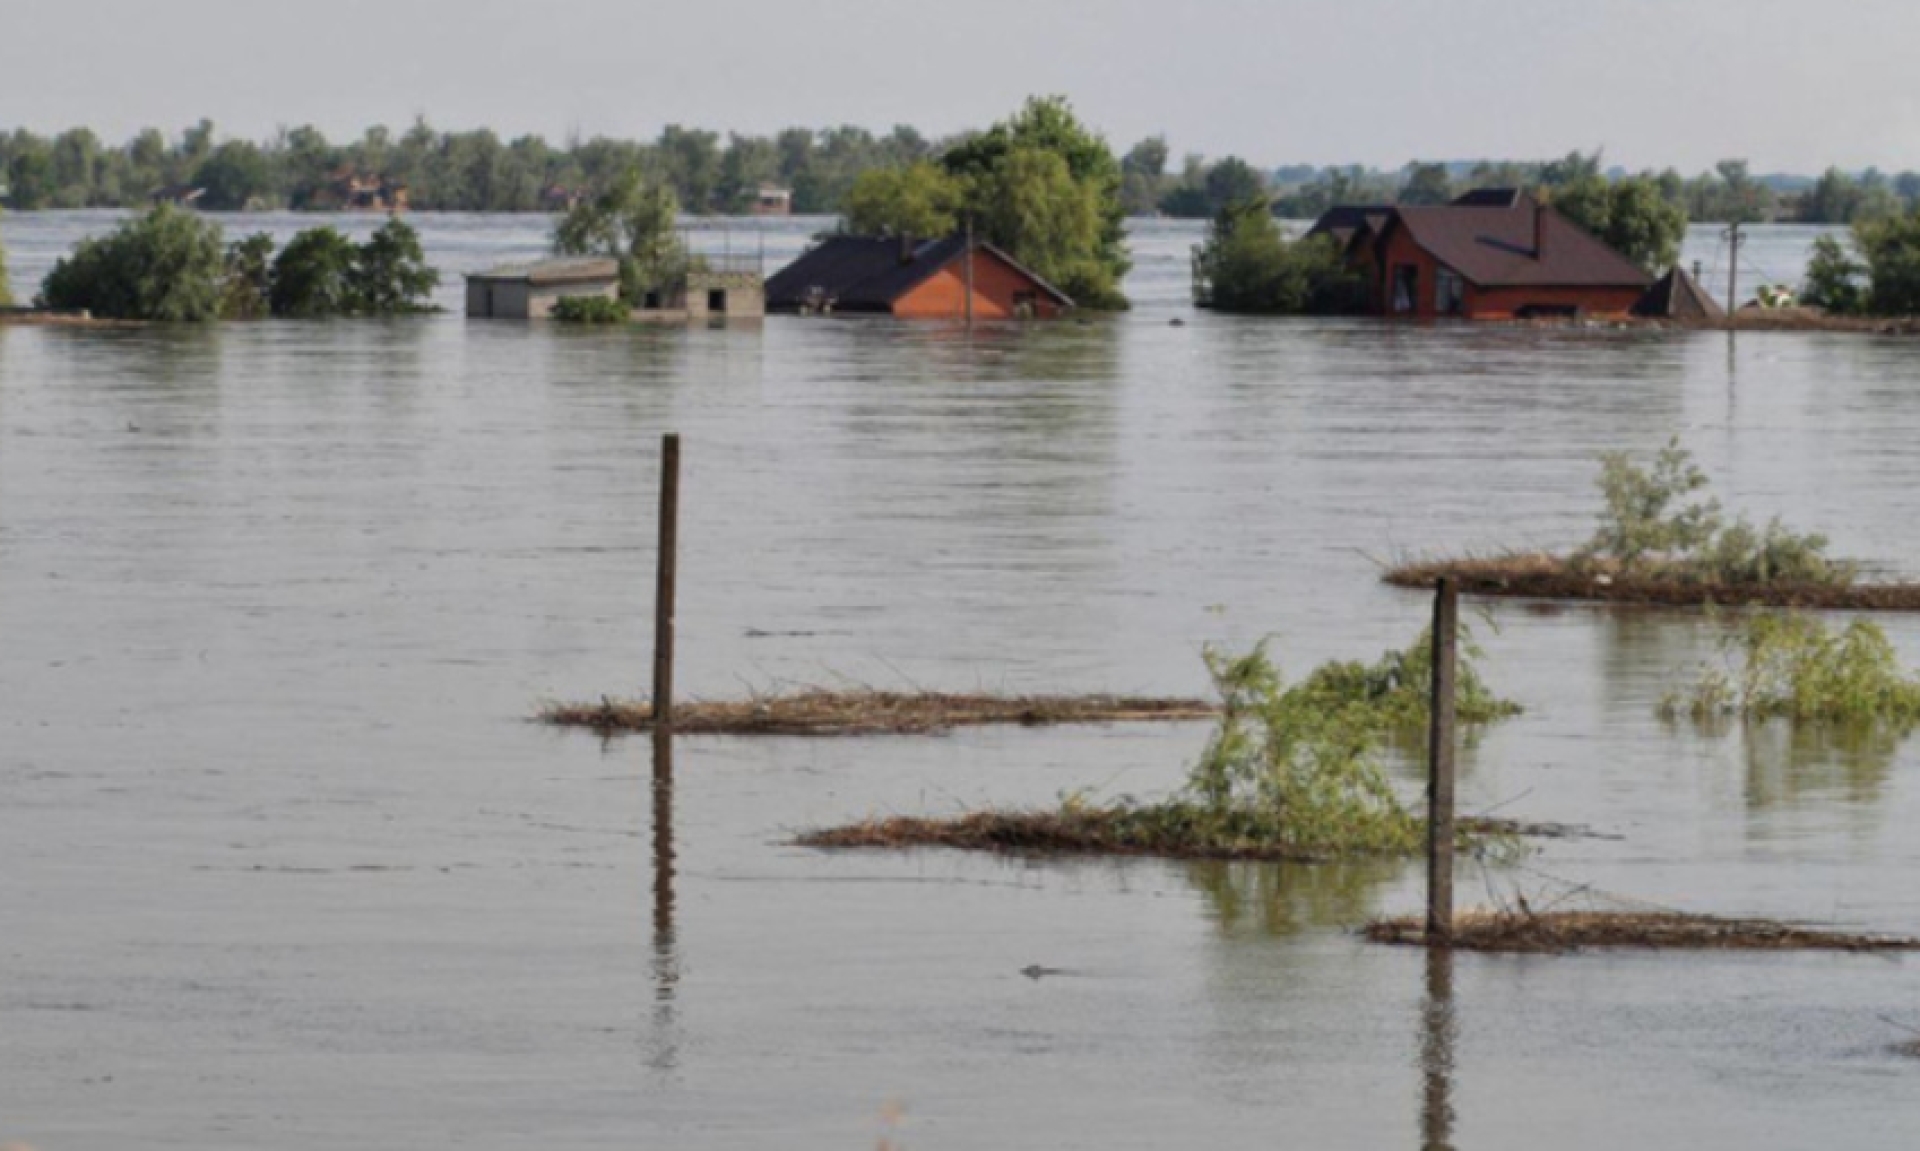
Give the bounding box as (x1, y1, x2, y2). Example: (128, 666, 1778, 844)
(1802, 234, 1868, 315)
(1577, 438, 1848, 587)
(269, 227, 359, 317)
(348, 217, 439, 314)
(1176, 630, 1521, 856)
(1192, 199, 1366, 314)
(1855, 209, 1920, 317)
(1662, 613, 1920, 727)
(220, 232, 275, 319)
(38, 204, 227, 320)
(551, 295, 630, 323)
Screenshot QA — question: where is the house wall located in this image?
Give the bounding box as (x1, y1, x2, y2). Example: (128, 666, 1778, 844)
(1374, 225, 1643, 320)
(892, 251, 1067, 319)
(1465, 284, 1644, 320)
(467, 277, 618, 319)
(684, 271, 767, 320)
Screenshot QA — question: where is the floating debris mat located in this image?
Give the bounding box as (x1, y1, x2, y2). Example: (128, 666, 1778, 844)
(1366, 908, 1920, 954)
(1384, 554, 1920, 611)
(539, 690, 1217, 737)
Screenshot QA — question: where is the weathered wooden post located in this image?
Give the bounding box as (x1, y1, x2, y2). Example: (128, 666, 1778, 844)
(653, 434, 680, 731)
(1426, 577, 1459, 942)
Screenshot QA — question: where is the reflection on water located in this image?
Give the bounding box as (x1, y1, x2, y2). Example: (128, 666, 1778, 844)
(1737, 719, 1900, 810)
(648, 729, 681, 1075)
(1187, 857, 1402, 938)
(1420, 948, 1458, 1151)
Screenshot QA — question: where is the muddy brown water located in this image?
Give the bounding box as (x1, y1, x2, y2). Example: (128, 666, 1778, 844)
(4, 214, 1920, 1148)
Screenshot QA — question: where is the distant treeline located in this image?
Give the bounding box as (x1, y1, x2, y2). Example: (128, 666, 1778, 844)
(1133, 149, 1920, 225)
(4, 122, 1917, 225)
(0, 120, 944, 214)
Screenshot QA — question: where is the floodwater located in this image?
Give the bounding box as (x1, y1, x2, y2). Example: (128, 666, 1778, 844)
(4, 213, 1920, 1149)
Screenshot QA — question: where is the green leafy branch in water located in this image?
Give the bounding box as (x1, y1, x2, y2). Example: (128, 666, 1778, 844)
(1661, 612, 1920, 727)
(1167, 629, 1524, 858)
(1575, 438, 1854, 588)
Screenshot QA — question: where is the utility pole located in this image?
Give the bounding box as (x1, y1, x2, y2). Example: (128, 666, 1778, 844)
(1724, 220, 1743, 318)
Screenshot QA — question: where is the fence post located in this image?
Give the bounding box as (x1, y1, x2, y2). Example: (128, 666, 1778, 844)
(1426, 577, 1458, 943)
(653, 434, 680, 731)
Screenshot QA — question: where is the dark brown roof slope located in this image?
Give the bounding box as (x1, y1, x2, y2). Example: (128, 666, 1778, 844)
(1634, 266, 1726, 320)
(1391, 193, 1653, 289)
(1305, 204, 1393, 240)
(766, 234, 1073, 312)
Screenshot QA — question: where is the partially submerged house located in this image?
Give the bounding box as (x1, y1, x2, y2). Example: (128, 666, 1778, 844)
(1313, 189, 1653, 320)
(465, 258, 620, 319)
(766, 235, 1072, 319)
(751, 186, 793, 217)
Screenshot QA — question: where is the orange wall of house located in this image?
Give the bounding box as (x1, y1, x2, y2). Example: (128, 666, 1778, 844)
(1377, 225, 1643, 319)
(1377, 227, 1443, 318)
(1464, 284, 1644, 320)
(893, 252, 1066, 319)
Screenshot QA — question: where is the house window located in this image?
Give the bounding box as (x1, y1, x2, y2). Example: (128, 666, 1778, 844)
(708, 288, 727, 314)
(1012, 290, 1039, 318)
(1392, 265, 1418, 314)
(1435, 268, 1464, 316)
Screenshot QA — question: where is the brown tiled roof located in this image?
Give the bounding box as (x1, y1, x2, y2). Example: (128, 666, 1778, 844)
(766, 235, 1072, 312)
(1388, 192, 1652, 289)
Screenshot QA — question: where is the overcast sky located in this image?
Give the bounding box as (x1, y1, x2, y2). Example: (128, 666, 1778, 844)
(5, 0, 1915, 173)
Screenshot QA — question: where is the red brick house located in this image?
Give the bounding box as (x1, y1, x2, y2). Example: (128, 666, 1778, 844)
(1315, 189, 1652, 320)
(766, 235, 1073, 319)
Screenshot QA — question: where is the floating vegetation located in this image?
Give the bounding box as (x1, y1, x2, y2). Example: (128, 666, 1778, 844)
(1384, 440, 1920, 609)
(1661, 613, 1920, 727)
(1366, 907, 1920, 954)
(801, 629, 1527, 862)
(538, 689, 1217, 737)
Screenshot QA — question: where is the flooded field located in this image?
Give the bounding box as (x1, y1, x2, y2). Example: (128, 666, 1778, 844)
(4, 213, 1920, 1148)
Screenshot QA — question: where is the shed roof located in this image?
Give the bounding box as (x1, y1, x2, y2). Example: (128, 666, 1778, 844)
(1387, 192, 1652, 289)
(1633, 266, 1726, 320)
(467, 257, 620, 287)
(765, 235, 1073, 312)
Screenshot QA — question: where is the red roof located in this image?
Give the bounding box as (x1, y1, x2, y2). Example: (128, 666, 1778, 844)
(1386, 192, 1652, 289)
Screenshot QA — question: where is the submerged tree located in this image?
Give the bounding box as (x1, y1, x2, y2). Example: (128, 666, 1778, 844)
(942, 96, 1131, 308)
(1855, 208, 1920, 316)
(1191, 198, 1365, 314)
(348, 217, 439, 314)
(220, 232, 275, 319)
(269, 226, 359, 317)
(552, 167, 685, 304)
(39, 203, 227, 320)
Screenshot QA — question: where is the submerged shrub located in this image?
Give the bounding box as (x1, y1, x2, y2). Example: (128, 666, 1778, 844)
(1191, 199, 1366, 314)
(551, 295, 630, 324)
(1577, 439, 1849, 587)
(39, 204, 227, 320)
(1179, 630, 1521, 856)
(1662, 613, 1920, 727)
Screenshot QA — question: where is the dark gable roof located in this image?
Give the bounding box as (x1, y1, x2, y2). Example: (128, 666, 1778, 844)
(1305, 204, 1393, 241)
(766, 234, 1072, 312)
(1389, 192, 1652, 289)
(1633, 265, 1726, 320)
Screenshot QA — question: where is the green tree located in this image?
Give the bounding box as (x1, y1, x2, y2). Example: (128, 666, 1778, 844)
(842, 161, 963, 237)
(269, 227, 358, 317)
(1398, 161, 1453, 205)
(1550, 174, 1688, 273)
(1191, 198, 1365, 314)
(552, 168, 685, 304)
(1801, 234, 1867, 315)
(6, 133, 57, 209)
(942, 96, 1130, 308)
(195, 141, 274, 210)
(1120, 136, 1170, 216)
(39, 204, 227, 320)
(1855, 209, 1920, 316)
(220, 232, 276, 318)
(349, 217, 439, 313)
(658, 125, 722, 213)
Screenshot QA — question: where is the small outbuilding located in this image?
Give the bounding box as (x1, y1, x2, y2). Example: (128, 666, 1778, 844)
(465, 258, 621, 319)
(1633, 266, 1726, 321)
(766, 235, 1073, 319)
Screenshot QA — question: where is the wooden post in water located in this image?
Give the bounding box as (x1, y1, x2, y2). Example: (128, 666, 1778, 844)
(652, 434, 680, 731)
(1425, 577, 1459, 942)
